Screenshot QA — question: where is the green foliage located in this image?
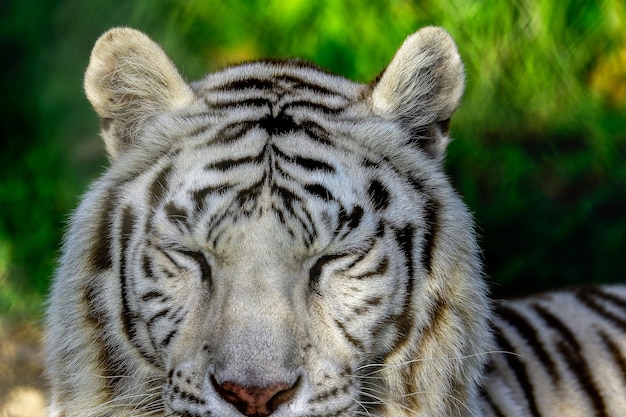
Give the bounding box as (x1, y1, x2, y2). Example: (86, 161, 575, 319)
(1, 0, 625, 317)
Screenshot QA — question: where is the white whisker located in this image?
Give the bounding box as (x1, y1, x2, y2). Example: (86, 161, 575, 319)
(354, 350, 518, 377)
(357, 386, 479, 417)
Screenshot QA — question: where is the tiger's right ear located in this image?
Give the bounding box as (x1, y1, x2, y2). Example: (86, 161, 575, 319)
(84, 27, 194, 160)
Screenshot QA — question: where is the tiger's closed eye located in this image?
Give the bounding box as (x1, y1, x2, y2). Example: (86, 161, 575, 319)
(309, 254, 345, 291)
(177, 250, 213, 284)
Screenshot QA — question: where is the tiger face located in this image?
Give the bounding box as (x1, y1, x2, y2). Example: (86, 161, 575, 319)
(45, 27, 491, 417)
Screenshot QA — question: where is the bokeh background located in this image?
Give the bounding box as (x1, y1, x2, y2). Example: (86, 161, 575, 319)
(1, 0, 625, 319)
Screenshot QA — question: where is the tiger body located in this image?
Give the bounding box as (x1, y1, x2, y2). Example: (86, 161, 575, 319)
(44, 27, 626, 417)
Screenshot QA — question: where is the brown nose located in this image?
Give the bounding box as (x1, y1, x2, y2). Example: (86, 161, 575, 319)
(212, 376, 299, 417)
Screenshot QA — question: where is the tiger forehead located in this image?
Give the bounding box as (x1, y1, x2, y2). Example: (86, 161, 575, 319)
(158, 141, 367, 245)
(192, 60, 363, 101)
(159, 65, 368, 196)
(144, 61, 393, 252)
(168, 65, 363, 165)
(188, 64, 360, 140)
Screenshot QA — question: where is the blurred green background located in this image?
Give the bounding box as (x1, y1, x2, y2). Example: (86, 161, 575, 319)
(1, 0, 625, 319)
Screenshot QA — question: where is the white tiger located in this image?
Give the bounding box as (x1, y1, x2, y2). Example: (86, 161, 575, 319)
(44, 27, 626, 417)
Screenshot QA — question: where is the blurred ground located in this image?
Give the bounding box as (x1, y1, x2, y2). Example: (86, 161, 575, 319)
(0, 318, 47, 417)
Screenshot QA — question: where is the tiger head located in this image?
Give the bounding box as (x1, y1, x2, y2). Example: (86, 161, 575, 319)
(46, 27, 491, 417)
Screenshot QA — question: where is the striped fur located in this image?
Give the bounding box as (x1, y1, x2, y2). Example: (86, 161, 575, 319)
(483, 286, 626, 417)
(44, 27, 626, 417)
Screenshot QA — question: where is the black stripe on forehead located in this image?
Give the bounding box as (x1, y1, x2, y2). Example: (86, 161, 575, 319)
(195, 67, 350, 147)
(182, 143, 341, 244)
(198, 177, 325, 249)
(272, 145, 336, 174)
(284, 100, 346, 115)
(207, 60, 353, 98)
(300, 120, 331, 145)
(293, 155, 335, 173)
(218, 77, 276, 91)
(271, 184, 317, 244)
(258, 111, 300, 136)
(206, 97, 274, 111)
(193, 120, 255, 143)
(304, 184, 335, 202)
(275, 73, 350, 98)
(205, 151, 265, 171)
(200, 107, 334, 147)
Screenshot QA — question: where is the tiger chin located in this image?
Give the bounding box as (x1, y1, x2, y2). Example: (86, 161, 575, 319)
(44, 27, 626, 417)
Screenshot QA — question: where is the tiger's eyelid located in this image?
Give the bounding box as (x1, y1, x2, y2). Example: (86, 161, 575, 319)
(172, 248, 214, 264)
(309, 253, 347, 288)
(343, 238, 377, 268)
(314, 237, 377, 267)
(151, 232, 207, 254)
(172, 249, 213, 283)
(149, 231, 186, 249)
(310, 253, 353, 273)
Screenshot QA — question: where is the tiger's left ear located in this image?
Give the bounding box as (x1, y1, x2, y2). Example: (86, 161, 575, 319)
(84, 27, 194, 160)
(371, 27, 465, 159)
